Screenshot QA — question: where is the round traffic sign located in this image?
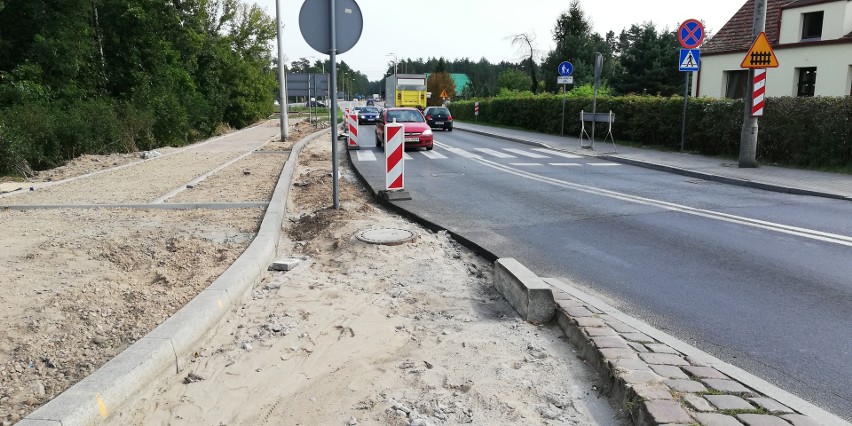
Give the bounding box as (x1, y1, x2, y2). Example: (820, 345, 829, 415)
(678, 19, 705, 49)
(299, 0, 363, 55)
(558, 61, 573, 76)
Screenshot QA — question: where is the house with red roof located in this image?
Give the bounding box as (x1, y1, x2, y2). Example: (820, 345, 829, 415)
(698, 0, 852, 98)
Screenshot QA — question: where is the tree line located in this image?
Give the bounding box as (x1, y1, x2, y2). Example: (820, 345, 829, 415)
(0, 0, 277, 175)
(337, 0, 687, 100)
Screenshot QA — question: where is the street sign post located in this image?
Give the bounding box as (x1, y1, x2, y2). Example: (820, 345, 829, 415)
(299, 0, 363, 210)
(677, 19, 704, 153)
(557, 61, 574, 136)
(678, 19, 705, 49)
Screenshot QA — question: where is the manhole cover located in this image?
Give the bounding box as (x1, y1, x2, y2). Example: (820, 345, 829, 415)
(356, 228, 418, 246)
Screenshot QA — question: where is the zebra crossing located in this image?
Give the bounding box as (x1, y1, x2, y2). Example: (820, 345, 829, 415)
(354, 145, 620, 167)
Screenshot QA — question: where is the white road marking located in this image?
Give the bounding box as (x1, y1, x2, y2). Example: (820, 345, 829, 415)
(475, 148, 516, 158)
(403, 153, 414, 160)
(468, 156, 852, 247)
(550, 163, 582, 166)
(504, 148, 549, 158)
(356, 150, 377, 162)
(532, 148, 582, 158)
(421, 150, 448, 159)
(510, 163, 543, 166)
(587, 163, 620, 166)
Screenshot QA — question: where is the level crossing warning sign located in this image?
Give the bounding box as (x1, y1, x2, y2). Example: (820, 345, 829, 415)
(741, 32, 779, 68)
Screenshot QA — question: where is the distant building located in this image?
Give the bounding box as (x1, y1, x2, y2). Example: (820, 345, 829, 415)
(698, 0, 852, 98)
(424, 73, 471, 97)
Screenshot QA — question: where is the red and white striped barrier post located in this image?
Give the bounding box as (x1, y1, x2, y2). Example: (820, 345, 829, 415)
(752, 68, 766, 117)
(347, 111, 359, 150)
(377, 120, 411, 201)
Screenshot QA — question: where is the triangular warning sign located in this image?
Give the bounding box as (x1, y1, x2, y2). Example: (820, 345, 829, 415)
(741, 32, 779, 68)
(439, 90, 449, 98)
(681, 51, 697, 68)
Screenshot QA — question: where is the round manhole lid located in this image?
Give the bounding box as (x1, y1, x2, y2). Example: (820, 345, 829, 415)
(356, 228, 418, 246)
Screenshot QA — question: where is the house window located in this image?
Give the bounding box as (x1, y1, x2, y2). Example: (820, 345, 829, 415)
(801, 11, 823, 40)
(724, 70, 749, 99)
(797, 67, 817, 97)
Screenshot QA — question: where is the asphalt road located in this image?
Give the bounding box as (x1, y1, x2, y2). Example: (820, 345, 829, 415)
(350, 126, 852, 420)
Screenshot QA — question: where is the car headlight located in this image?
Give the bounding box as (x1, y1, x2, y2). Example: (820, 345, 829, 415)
(422, 129, 433, 136)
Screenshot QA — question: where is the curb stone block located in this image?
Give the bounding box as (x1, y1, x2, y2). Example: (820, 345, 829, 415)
(574, 316, 606, 327)
(586, 327, 618, 337)
(705, 394, 755, 411)
(694, 412, 745, 426)
(747, 397, 793, 414)
(683, 366, 729, 379)
(663, 379, 707, 393)
(621, 332, 655, 343)
(701, 379, 756, 396)
(611, 358, 651, 371)
(629, 342, 650, 352)
(646, 343, 680, 354)
(600, 348, 640, 360)
(649, 365, 689, 379)
(592, 336, 631, 349)
(643, 400, 692, 424)
(632, 383, 674, 400)
(639, 352, 689, 366)
(683, 393, 716, 412)
(622, 370, 664, 384)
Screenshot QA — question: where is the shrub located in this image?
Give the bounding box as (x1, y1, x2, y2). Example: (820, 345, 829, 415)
(449, 94, 851, 170)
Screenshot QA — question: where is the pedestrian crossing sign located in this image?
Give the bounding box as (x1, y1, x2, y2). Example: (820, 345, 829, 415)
(741, 32, 779, 68)
(679, 48, 700, 72)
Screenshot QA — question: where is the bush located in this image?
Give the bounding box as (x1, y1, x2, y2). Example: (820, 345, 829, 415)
(449, 94, 851, 170)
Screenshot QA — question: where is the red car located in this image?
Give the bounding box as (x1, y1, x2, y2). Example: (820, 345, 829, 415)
(375, 107, 434, 150)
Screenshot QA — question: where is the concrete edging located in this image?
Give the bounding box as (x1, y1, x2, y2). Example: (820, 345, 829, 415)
(492, 258, 555, 324)
(18, 128, 331, 426)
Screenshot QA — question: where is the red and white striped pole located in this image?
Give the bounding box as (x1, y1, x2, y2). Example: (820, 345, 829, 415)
(751, 68, 766, 117)
(385, 122, 404, 191)
(347, 112, 359, 150)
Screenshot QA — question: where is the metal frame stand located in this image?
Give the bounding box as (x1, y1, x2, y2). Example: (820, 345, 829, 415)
(579, 110, 617, 154)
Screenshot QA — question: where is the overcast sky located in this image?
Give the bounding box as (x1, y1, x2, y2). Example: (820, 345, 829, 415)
(251, 0, 748, 81)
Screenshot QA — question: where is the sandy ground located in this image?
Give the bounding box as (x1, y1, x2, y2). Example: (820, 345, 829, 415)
(1, 120, 623, 425)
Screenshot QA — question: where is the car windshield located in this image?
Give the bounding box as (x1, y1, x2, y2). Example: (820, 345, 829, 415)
(362, 107, 379, 113)
(429, 108, 450, 114)
(386, 110, 424, 123)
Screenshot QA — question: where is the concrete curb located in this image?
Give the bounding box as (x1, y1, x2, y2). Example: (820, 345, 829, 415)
(492, 258, 555, 324)
(18, 128, 331, 426)
(455, 124, 851, 202)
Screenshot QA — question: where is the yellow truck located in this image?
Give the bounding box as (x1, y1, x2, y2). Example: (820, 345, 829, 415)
(384, 74, 427, 109)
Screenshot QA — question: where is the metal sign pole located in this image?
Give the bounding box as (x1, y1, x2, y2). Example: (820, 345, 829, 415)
(739, 0, 767, 168)
(275, 0, 288, 140)
(560, 84, 566, 136)
(680, 72, 689, 152)
(329, 0, 339, 209)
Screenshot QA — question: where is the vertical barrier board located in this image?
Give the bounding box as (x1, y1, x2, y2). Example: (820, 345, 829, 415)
(384, 122, 404, 191)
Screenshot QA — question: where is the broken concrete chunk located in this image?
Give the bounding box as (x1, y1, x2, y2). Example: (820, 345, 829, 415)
(270, 258, 302, 271)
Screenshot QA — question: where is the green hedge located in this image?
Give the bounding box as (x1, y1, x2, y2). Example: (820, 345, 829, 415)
(449, 95, 852, 170)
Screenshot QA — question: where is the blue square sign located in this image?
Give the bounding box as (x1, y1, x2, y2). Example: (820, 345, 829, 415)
(679, 49, 700, 72)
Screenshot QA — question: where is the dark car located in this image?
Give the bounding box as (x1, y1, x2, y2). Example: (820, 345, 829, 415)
(423, 106, 453, 131)
(375, 107, 433, 150)
(366, 98, 375, 106)
(357, 106, 380, 124)
(305, 100, 326, 107)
